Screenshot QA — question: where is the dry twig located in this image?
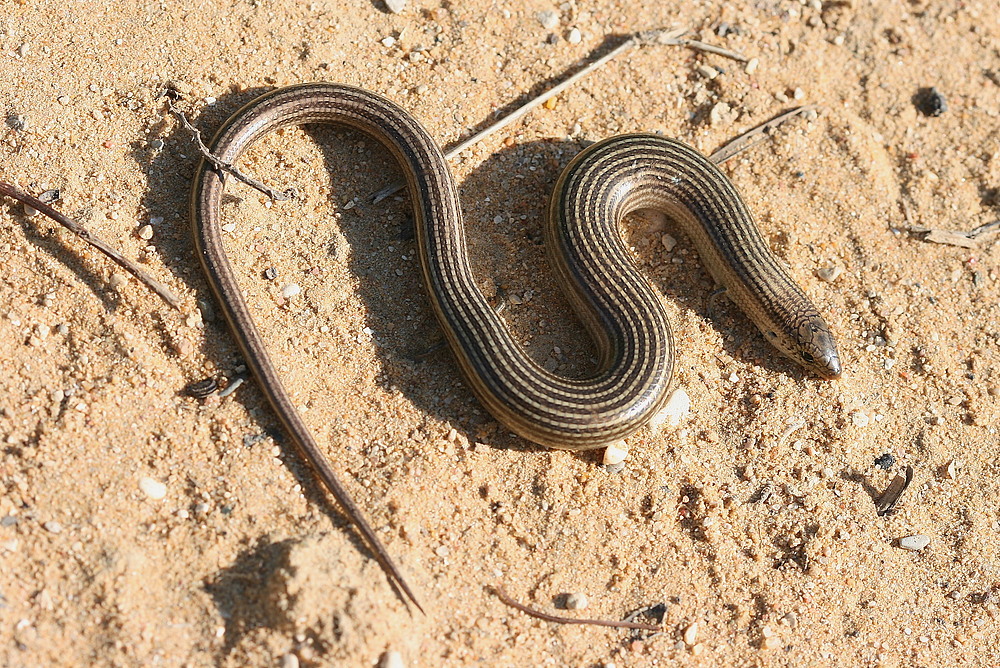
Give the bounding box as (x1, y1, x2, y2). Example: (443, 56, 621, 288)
(0, 181, 180, 309)
(708, 106, 816, 164)
(492, 586, 661, 631)
(167, 97, 296, 201)
(875, 465, 914, 517)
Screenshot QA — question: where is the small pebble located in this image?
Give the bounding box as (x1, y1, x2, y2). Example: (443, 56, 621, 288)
(915, 87, 947, 117)
(874, 453, 895, 469)
(22, 203, 38, 217)
(281, 283, 301, 298)
(816, 266, 842, 282)
(263, 267, 277, 280)
(660, 234, 677, 251)
(381, 36, 396, 48)
(567, 28, 582, 44)
(280, 653, 299, 668)
(696, 64, 719, 80)
(537, 9, 560, 30)
(744, 57, 759, 75)
(565, 592, 588, 610)
(109, 274, 128, 289)
(43, 521, 63, 533)
(850, 410, 870, 428)
(137, 224, 154, 240)
(57, 95, 70, 105)
(17, 43, 30, 58)
(649, 387, 690, 431)
(384, 0, 406, 14)
(603, 442, 628, 466)
(899, 534, 930, 551)
(683, 621, 699, 645)
(139, 476, 167, 500)
(793, 87, 805, 100)
(149, 138, 165, 150)
(379, 651, 405, 668)
(6, 114, 27, 131)
(709, 101, 736, 126)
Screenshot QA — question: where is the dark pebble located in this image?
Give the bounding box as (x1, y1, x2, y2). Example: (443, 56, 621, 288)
(874, 453, 896, 469)
(915, 87, 947, 117)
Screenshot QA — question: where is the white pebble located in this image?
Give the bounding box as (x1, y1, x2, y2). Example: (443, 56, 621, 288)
(850, 410, 870, 428)
(23, 203, 38, 217)
(744, 57, 760, 75)
(139, 476, 167, 500)
(43, 521, 63, 533)
(603, 442, 628, 466)
(649, 387, 690, 431)
(683, 621, 699, 645)
(280, 653, 299, 668)
(567, 28, 582, 44)
(696, 64, 718, 80)
(537, 9, 560, 30)
(899, 535, 930, 551)
(385, 0, 406, 14)
(660, 233, 677, 252)
(137, 224, 154, 240)
(565, 592, 588, 610)
(816, 266, 842, 282)
(709, 101, 735, 126)
(281, 283, 301, 298)
(379, 651, 405, 668)
(381, 36, 396, 48)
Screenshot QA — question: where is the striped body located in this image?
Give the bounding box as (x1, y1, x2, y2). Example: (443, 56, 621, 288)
(191, 83, 841, 606)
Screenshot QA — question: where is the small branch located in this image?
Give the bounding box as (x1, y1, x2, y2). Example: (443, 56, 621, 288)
(708, 105, 816, 165)
(656, 31, 749, 62)
(168, 98, 295, 201)
(969, 220, 1000, 238)
(0, 181, 180, 309)
(875, 465, 914, 517)
(492, 586, 661, 631)
(371, 28, 688, 204)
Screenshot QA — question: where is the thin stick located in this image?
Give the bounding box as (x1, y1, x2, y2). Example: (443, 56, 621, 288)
(968, 219, 1000, 238)
(492, 586, 661, 631)
(875, 465, 913, 517)
(0, 181, 181, 309)
(168, 98, 295, 201)
(708, 105, 816, 164)
(663, 35, 749, 62)
(370, 28, 688, 203)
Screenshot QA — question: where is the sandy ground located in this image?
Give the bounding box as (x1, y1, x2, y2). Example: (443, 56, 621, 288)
(1, 0, 999, 666)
